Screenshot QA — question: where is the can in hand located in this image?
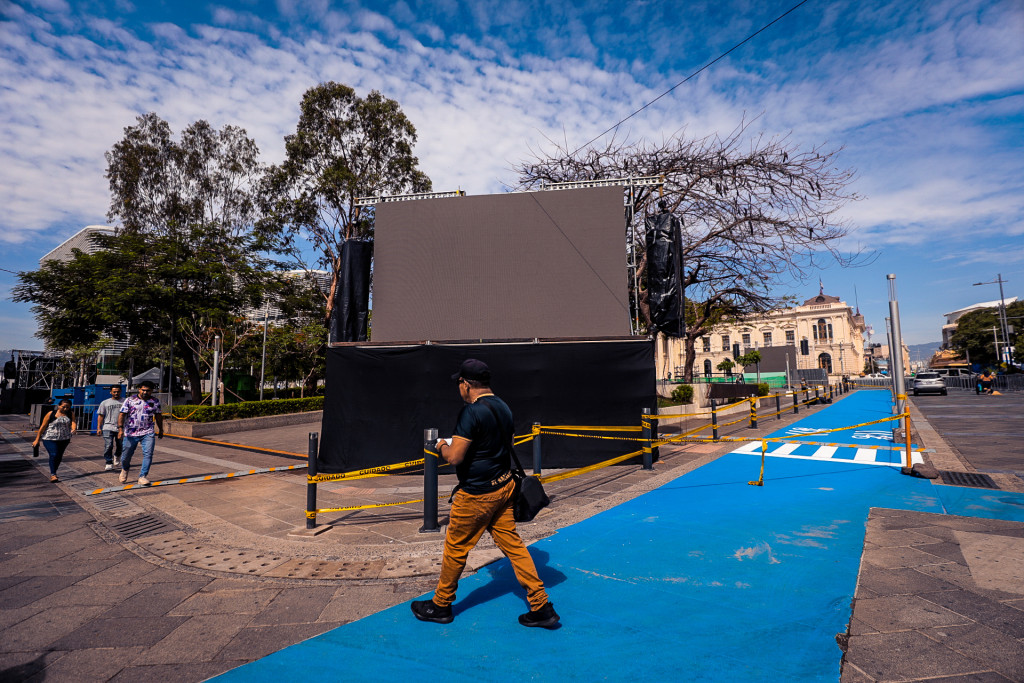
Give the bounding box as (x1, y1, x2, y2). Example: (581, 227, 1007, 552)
(33, 443, 39, 458)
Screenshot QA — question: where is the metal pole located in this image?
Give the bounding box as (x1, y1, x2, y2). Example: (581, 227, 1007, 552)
(211, 335, 220, 406)
(711, 398, 719, 440)
(641, 408, 653, 470)
(885, 317, 896, 404)
(996, 274, 1011, 364)
(421, 428, 439, 533)
(793, 390, 799, 414)
(749, 397, 758, 429)
(775, 392, 781, 420)
(259, 306, 269, 401)
(167, 318, 175, 409)
(887, 275, 908, 417)
(306, 432, 318, 529)
(532, 422, 542, 475)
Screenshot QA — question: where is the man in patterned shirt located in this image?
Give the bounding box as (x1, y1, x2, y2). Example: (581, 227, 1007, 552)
(117, 380, 164, 486)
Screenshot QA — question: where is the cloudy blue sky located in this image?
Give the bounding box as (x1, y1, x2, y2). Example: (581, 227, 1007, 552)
(1, 0, 1022, 357)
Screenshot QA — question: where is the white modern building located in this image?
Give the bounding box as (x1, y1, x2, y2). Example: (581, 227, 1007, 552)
(941, 298, 1018, 348)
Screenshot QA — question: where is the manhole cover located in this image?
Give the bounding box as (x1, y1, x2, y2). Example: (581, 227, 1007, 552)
(940, 471, 999, 489)
(110, 514, 174, 539)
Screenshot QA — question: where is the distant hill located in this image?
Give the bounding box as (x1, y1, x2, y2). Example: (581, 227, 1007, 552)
(908, 341, 942, 363)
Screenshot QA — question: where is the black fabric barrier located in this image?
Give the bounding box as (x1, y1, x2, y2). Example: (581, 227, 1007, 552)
(318, 340, 655, 473)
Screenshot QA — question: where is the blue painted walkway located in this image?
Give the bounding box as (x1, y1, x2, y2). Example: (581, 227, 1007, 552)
(215, 391, 1024, 682)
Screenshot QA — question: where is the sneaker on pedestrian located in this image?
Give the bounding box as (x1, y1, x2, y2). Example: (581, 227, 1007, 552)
(113, 458, 120, 467)
(138, 475, 150, 486)
(411, 599, 453, 624)
(518, 602, 559, 628)
(104, 463, 114, 471)
(118, 470, 128, 483)
(50, 474, 59, 483)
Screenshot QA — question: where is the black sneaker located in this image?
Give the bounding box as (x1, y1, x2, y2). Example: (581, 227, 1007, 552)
(518, 602, 559, 628)
(411, 599, 453, 624)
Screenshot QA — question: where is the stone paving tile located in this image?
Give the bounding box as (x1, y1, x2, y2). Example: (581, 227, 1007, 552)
(93, 581, 212, 619)
(923, 623, 1024, 681)
(844, 630, 991, 681)
(917, 541, 968, 564)
(852, 595, 971, 632)
(48, 615, 190, 650)
(32, 581, 149, 609)
(213, 622, 343, 662)
(857, 565, 962, 597)
(919, 589, 1024, 639)
(0, 574, 31, 592)
(0, 604, 44, 631)
(862, 545, 958, 570)
(167, 587, 282, 616)
(0, 573, 86, 609)
(107, 660, 239, 682)
(247, 586, 336, 626)
(868, 527, 942, 547)
(131, 614, 253, 665)
(0, 651, 65, 681)
(75, 557, 165, 586)
(22, 646, 148, 682)
(1, 606, 110, 653)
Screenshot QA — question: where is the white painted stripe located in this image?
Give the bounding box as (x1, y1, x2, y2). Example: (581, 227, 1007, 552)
(811, 446, 837, 460)
(734, 441, 761, 453)
(854, 449, 876, 462)
(773, 443, 801, 456)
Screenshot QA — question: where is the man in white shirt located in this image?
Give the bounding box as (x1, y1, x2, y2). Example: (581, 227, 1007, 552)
(96, 385, 124, 471)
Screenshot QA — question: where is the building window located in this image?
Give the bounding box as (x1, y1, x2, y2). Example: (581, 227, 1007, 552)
(828, 323, 834, 340)
(817, 318, 828, 341)
(721, 335, 730, 351)
(742, 333, 751, 347)
(703, 359, 713, 376)
(818, 352, 833, 374)
(702, 337, 711, 352)
(786, 330, 795, 343)
(763, 331, 772, 347)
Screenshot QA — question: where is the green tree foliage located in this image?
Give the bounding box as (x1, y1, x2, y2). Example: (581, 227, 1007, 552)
(950, 301, 1023, 367)
(514, 118, 865, 381)
(14, 114, 278, 402)
(716, 358, 735, 374)
(263, 82, 432, 324)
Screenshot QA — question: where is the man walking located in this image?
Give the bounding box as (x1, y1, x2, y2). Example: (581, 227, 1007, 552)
(117, 381, 163, 486)
(96, 385, 123, 471)
(411, 359, 558, 628)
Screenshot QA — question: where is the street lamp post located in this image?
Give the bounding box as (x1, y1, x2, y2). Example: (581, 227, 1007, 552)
(973, 274, 1012, 365)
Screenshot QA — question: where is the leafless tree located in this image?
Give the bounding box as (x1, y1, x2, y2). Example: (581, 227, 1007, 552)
(513, 117, 869, 381)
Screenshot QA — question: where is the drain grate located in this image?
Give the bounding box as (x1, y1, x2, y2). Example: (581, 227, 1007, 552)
(110, 514, 173, 539)
(939, 471, 999, 489)
(89, 495, 135, 512)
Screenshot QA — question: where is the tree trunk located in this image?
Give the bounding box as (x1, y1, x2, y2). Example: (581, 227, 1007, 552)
(682, 335, 697, 383)
(176, 331, 204, 404)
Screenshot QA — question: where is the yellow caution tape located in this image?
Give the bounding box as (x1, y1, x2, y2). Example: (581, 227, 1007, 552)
(538, 448, 645, 484)
(308, 457, 425, 483)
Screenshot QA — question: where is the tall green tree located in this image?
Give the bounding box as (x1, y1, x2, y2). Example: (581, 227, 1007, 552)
(15, 114, 279, 402)
(263, 82, 432, 326)
(950, 301, 1023, 367)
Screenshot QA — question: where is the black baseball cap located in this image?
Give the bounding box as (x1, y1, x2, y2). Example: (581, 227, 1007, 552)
(452, 358, 491, 383)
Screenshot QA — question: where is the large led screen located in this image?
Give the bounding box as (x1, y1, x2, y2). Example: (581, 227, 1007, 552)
(371, 186, 629, 341)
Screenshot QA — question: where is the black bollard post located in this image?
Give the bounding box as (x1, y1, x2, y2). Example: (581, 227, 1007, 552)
(420, 428, 439, 533)
(814, 387, 820, 405)
(532, 422, 542, 475)
(775, 392, 782, 420)
(306, 432, 318, 530)
(750, 397, 758, 429)
(793, 390, 799, 415)
(641, 408, 653, 470)
(711, 398, 719, 440)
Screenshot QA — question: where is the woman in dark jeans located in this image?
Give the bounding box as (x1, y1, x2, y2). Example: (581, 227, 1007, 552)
(32, 399, 76, 482)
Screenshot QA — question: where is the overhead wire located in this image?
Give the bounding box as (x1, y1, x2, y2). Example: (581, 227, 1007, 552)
(570, 0, 813, 157)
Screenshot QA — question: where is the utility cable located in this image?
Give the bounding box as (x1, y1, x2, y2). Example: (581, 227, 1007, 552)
(572, 0, 813, 156)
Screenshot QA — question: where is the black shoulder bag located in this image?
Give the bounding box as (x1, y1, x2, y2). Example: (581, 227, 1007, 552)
(482, 400, 550, 522)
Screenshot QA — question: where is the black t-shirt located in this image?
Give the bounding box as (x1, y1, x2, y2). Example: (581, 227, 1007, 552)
(452, 395, 514, 494)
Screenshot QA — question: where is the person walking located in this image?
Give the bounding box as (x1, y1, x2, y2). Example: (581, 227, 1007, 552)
(32, 398, 76, 482)
(117, 381, 163, 486)
(96, 385, 124, 471)
(411, 359, 559, 628)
